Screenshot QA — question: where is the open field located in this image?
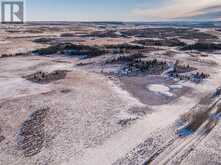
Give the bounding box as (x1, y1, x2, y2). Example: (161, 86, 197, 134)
(0, 22, 221, 165)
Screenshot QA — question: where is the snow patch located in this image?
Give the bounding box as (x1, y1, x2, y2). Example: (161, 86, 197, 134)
(0, 40, 11, 44)
(0, 78, 51, 100)
(170, 84, 183, 89)
(116, 111, 139, 121)
(148, 84, 173, 97)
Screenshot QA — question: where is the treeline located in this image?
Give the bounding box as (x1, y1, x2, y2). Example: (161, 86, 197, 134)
(134, 38, 186, 47)
(32, 43, 106, 58)
(181, 42, 221, 51)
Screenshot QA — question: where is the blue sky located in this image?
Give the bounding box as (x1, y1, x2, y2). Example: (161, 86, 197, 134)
(1, 0, 221, 21)
(25, 0, 163, 21)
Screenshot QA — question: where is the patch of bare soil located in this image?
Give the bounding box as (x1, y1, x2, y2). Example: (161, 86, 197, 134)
(23, 70, 68, 84)
(17, 108, 49, 157)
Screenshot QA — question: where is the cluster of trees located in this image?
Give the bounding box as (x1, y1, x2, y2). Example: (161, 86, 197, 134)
(33, 45, 61, 55)
(33, 37, 53, 44)
(193, 72, 209, 79)
(24, 70, 68, 84)
(125, 59, 168, 74)
(121, 28, 217, 40)
(60, 33, 75, 37)
(181, 42, 221, 51)
(33, 43, 106, 58)
(169, 72, 209, 83)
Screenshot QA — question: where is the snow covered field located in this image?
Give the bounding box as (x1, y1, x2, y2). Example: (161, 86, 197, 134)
(0, 23, 221, 165)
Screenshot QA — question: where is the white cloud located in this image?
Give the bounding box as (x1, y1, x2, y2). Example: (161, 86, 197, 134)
(132, 0, 221, 20)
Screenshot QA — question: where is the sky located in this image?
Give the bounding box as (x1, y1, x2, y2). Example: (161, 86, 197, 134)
(1, 0, 221, 21)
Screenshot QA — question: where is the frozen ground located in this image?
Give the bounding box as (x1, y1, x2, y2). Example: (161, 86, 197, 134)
(0, 23, 221, 165)
(0, 56, 146, 165)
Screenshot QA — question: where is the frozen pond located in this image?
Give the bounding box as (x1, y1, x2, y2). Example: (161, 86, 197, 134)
(120, 75, 191, 106)
(148, 84, 173, 97)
